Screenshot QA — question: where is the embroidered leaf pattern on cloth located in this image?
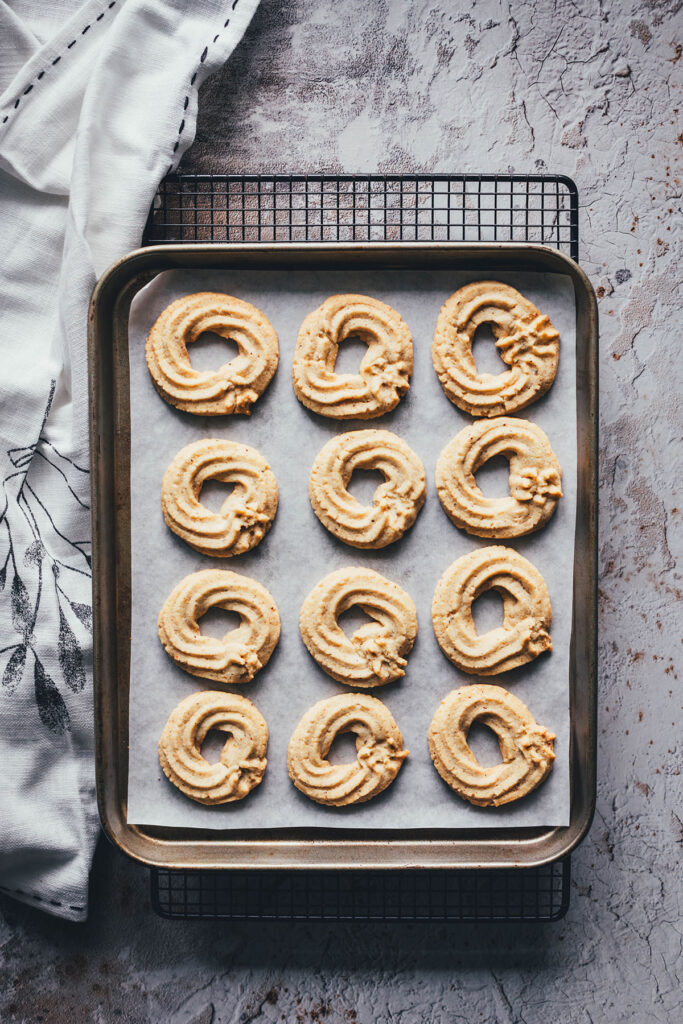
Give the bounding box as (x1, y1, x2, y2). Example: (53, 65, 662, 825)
(68, 601, 92, 631)
(10, 573, 32, 636)
(58, 604, 86, 693)
(34, 656, 70, 735)
(0, 383, 92, 734)
(1, 643, 26, 694)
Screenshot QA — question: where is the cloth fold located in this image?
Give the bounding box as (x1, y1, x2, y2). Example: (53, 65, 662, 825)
(0, 0, 260, 921)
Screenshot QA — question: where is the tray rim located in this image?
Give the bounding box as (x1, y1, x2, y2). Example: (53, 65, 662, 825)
(89, 241, 598, 871)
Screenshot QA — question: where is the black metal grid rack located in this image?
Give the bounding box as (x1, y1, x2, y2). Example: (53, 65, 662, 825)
(143, 172, 579, 922)
(145, 173, 578, 258)
(152, 860, 570, 922)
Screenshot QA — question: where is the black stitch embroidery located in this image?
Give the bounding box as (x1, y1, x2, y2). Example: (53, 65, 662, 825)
(169, 0, 242, 171)
(1, 3, 117, 130)
(0, 885, 84, 912)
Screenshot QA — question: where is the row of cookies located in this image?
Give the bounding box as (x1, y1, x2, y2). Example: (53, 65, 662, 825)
(156, 552, 551, 689)
(159, 686, 555, 809)
(160, 418, 562, 561)
(156, 556, 556, 809)
(146, 283, 559, 420)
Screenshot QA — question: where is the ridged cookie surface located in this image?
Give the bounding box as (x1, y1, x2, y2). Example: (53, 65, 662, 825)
(309, 430, 425, 548)
(159, 691, 268, 804)
(146, 292, 278, 415)
(432, 281, 559, 416)
(292, 294, 412, 419)
(436, 417, 562, 538)
(287, 693, 409, 806)
(158, 569, 280, 684)
(300, 567, 417, 686)
(161, 439, 278, 556)
(428, 684, 555, 806)
(432, 546, 552, 675)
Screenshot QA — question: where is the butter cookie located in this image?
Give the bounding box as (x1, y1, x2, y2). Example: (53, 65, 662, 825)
(146, 292, 278, 414)
(436, 418, 562, 538)
(292, 294, 412, 419)
(159, 690, 268, 804)
(432, 281, 559, 416)
(287, 693, 408, 806)
(300, 567, 417, 687)
(432, 547, 552, 675)
(309, 430, 425, 548)
(428, 684, 555, 806)
(158, 569, 280, 684)
(161, 439, 278, 556)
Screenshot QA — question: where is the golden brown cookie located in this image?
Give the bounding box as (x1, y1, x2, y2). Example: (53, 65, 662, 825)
(287, 693, 409, 806)
(428, 684, 555, 806)
(146, 292, 278, 415)
(299, 568, 418, 687)
(161, 439, 278, 557)
(159, 690, 268, 805)
(158, 569, 280, 684)
(432, 547, 552, 675)
(436, 418, 562, 538)
(309, 430, 426, 548)
(292, 294, 412, 419)
(432, 281, 559, 416)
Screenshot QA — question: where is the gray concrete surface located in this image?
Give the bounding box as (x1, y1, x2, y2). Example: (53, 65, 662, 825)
(1, 1, 681, 1021)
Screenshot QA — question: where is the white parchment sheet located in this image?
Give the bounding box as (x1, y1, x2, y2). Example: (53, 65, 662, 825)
(126, 267, 576, 829)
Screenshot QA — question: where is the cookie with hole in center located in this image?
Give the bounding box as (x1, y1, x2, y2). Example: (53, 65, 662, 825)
(292, 293, 412, 419)
(146, 292, 278, 414)
(287, 693, 409, 806)
(432, 281, 559, 416)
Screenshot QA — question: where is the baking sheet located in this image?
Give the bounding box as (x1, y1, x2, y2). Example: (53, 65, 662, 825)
(126, 267, 576, 830)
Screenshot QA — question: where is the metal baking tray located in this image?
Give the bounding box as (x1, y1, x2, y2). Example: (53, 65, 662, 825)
(89, 241, 597, 871)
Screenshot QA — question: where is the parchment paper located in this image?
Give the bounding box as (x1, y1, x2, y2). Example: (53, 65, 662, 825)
(126, 267, 576, 829)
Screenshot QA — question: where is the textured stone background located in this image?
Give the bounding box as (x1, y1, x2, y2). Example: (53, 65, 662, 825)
(1, 1, 681, 1021)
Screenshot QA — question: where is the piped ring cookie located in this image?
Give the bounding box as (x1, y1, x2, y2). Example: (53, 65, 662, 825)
(432, 547, 552, 675)
(309, 430, 426, 549)
(436, 418, 562, 538)
(146, 292, 278, 415)
(432, 282, 560, 416)
(287, 693, 409, 806)
(300, 568, 418, 687)
(158, 569, 280, 684)
(161, 439, 278, 557)
(428, 685, 555, 806)
(292, 294, 413, 419)
(159, 691, 268, 805)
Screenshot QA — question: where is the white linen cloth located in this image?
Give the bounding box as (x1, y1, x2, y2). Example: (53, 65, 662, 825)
(0, 0, 260, 921)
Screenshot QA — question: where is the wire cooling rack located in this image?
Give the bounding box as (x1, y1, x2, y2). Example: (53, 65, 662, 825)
(143, 172, 578, 922)
(152, 859, 570, 922)
(144, 173, 578, 257)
